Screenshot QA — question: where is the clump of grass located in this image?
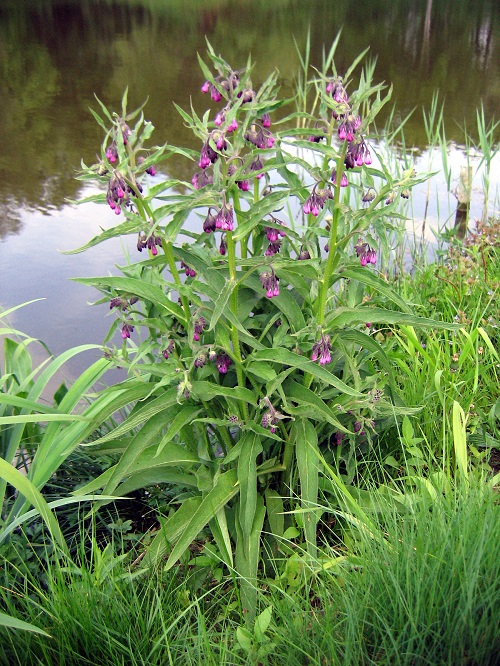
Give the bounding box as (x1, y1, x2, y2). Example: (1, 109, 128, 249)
(268, 482, 500, 665)
(0, 547, 241, 666)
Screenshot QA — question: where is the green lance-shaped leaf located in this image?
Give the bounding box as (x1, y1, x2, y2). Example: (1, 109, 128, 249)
(156, 406, 202, 456)
(285, 380, 349, 431)
(210, 507, 234, 568)
(0, 612, 51, 637)
(265, 488, 284, 540)
(85, 387, 179, 447)
(191, 381, 257, 406)
(232, 190, 290, 242)
(208, 278, 237, 331)
(326, 306, 460, 330)
(250, 349, 362, 397)
(338, 268, 412, 313)
(73, 276, 186, 326)
(0, 459, 68, 556)
(238, 432, 263, 542)
(164, 469, 239, 570)
(235, 494, 266, 623)
(293, 418, 320, 559)
(453, 401, 469, 482)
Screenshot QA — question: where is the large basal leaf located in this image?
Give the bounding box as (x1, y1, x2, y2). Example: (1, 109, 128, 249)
(0, 459, 68, 555)
(164, 469, 239, 570)
(293, 419, 320, 558)
(237, 432, 262, 542)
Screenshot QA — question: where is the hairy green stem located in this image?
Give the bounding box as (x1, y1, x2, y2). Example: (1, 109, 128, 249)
(316, 141, 348, 325)
(226, 229, 249, 420)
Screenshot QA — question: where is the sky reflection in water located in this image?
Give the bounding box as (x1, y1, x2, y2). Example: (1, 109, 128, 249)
(0, 0, 498, 377)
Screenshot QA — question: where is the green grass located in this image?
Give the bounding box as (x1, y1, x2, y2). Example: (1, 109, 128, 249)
(267, 482, 500, 665)
(1, 481, 498, 665)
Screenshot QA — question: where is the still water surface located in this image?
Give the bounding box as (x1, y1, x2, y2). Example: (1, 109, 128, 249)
(0, 0, 499, 380)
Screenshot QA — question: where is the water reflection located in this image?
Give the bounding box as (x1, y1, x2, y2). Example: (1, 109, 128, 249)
(0, 0, 498, 376)
(0, 0, 498, 230)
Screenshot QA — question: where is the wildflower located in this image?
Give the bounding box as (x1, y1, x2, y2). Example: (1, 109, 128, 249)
(261, 113, 271, 127)
(260, 397, 286, 434)
(362, 188, 376, 203)
(198, 139, 219, 169)
(137, 231, 162, 256)
(215, 203, 234, 232)
(192, 170, 213, 190)
(228, 163, 249, 191)
(401, 189, 410, 199)
(194, 352, 207, 368)
(265, 240, 281, 256)
(203, 209, 217, 233)
(106, 171, 129, 214)
(211, 86, 222, 102)
(331, 169, 348, 187)
(110, 297, 127, 310)
(298, 247, 311, 260)
(193, 316, 206, 342)
(385, 191, 396, 205)
(326, 77, 349, 104)
(219, 237, 227, 255)
(201, 80, 210, 94)
(259, 269, 280, 298)
(354, 241, 377, 266)
(214, 109, 226, 126)
(121, 322, 134, 339)
(344, 140, 372, 169)
(238, 88, 256, 104)
(337, 114, 361, 142)
(137, 156, 156, 176)
(250, 156, 264, 179)
(105, 142, 118, 164)
(181, 260, 196, 278)
(311, 333, 332, 365)
(216, 353, 233, 374)
(120, 122, 132, 145)
(264, 220, 286, 243)
(308, 130, 326, 143)
(303, 185, 332, 216)
(162, 339, 175, 359)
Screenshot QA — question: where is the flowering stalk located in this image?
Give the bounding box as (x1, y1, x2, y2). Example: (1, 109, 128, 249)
(316, 141, 348, 325)
(225, 228, 248, 420)
(133, 194, 191, 327)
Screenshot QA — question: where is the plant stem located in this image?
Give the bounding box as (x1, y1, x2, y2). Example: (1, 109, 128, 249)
(225, 229, 249, 420)
(317, 141, 348, 325)
(134, 194, 190, 327)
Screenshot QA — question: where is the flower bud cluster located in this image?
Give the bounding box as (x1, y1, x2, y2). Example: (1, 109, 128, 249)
(260, 397, 286, 435)
(162, 339, 175, 359)
(137, 155, 157, 176)
(259, 269, 280, 299)
(121, 322, 134, 339)
(311, 333, 332, 365)
(106, 172, 129, 215)
(137, 231, 162, 255)
(180, 260, 196, 277)
(215, 203, 234, 231)
(193, 316, 206, 342)
(355, 240, 377, 266)
(303, 185, 333, 216)
(110, 296, 138, 311)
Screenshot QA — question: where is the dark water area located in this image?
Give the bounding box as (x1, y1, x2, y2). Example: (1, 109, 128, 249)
(0, 0, 499, 382)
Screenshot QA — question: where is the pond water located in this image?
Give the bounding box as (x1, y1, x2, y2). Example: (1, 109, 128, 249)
(0, 0, 499, 382)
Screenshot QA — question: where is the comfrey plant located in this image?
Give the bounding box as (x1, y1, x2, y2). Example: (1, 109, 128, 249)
(72, 45, 456, 620)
